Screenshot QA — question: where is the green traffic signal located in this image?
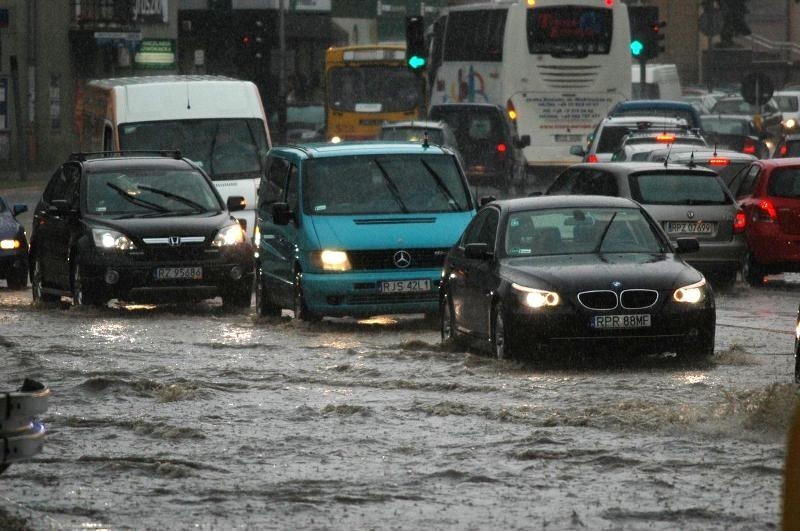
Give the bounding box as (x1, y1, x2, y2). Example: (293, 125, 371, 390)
(408, 55, 427, 70)
(630, 39, 644, 57)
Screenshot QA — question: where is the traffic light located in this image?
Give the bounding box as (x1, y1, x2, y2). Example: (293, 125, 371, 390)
(628, 6, 664, 60)
(405, 16, 427, 71)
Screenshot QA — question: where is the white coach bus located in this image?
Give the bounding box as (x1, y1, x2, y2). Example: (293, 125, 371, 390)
(427, 0, 632, 167)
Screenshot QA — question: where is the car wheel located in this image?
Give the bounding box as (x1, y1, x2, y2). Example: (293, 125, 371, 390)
(222, 279, 252, 309)
(743, 251, 767, 287)
(72, 262, 106, 307)
(255, 265, 281, 317)
(440, 294, 457, 343)
(293, 270, 320, 322)
(678, 327, 715, 363)
(31, 255, 58, 304)
(491, 304, 513, 360)
(709, 270, 737, 291)
(6, 266, 28, 290)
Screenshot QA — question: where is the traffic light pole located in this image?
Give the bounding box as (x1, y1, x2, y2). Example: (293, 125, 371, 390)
(639, 57, 647, 98)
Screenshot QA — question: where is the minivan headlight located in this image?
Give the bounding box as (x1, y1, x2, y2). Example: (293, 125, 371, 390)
(212, 224, 245, 247)
(312, 250, 351, 271)
(673, 278, 707, 304)
(92, 228, 136, 251)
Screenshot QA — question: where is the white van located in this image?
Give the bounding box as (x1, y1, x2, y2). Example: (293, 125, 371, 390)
(630, 64, 682, 100)
(78, 75, 271, 238)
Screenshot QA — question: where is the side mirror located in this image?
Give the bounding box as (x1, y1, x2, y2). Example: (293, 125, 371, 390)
(464, 242, 491, 260)
(515, 134, 531, 149)
(271, 201, 294, 226)
(479, 196, 496, 207)
(12, 203, 27, 217)
(570, 145, 586, 157)
(226, 196, 246, 212)
(675, 237, 700, 254)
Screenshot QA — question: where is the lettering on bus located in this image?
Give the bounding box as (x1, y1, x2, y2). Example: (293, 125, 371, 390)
(525, 94, 615, 129)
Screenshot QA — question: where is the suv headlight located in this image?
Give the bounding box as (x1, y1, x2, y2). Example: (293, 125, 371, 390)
(212, 224, 245, 247)
(92, 228, 136, 251)
(512, 283, 560, 308)
(673, 278, 707, 304)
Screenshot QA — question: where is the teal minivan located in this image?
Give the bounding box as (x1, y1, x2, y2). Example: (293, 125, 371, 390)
(254, 142, 476, 320)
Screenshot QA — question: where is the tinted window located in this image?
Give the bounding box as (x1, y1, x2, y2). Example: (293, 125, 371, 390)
(596, 125, 633, 153)
(261, 157, 290, 207)
(548, 168, 619, 196)
(631, 173, 731, 205)
(767, 168, 800, 198)
(302, 154, 471, 215)
(527, 7, 612, 56)
(444, 9, 507, 62)
(735, 165, 761, 197)
(380, 127, 445, 145)
(44, 164, 80, 205)
(784, 140, 800, 158)
(700, 116, 750, 135)
(463, 208, 499, 248)
(775, 95, 799, 113)
(327, 66, 423, 113)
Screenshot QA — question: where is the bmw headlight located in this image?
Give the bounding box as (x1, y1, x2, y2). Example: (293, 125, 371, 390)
(673, 278, 707, 304)
(212, 224, 245, 247)
(92, 228, 136, 251)
(512, 283, 560, 308)
(312, 250, 351, 271)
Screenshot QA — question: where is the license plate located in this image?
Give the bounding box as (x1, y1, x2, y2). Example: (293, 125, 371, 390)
(592, 314, 651, 329)
(155, 267, 203, 280)
(665, 221, 716, 234)
(379, 279, 431, 293)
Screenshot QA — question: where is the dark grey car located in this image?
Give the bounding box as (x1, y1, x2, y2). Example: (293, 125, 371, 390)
(546, 162, 747, 287)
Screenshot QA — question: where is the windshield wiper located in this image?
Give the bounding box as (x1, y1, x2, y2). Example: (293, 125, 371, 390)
(593, 212, 618, 254)
(420, 159, 461, 211)
(373, 159, 409, 213)
(106, 182, 168, 213)
(136, 184, 207, 212)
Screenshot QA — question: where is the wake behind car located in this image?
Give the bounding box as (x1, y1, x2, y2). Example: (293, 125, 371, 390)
(439, 195, 714, 360)
(254, 141, 476, 320)
(0, 196, 29, 289)
(29, 151, 254, 307)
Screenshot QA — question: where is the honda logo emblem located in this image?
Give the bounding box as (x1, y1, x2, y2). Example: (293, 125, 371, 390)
(393, 250, 412, 269)
(168, 236, 181, 247)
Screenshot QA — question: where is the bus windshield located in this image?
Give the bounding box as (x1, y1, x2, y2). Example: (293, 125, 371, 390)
(303, 154, 471, 215)
(118, 118, 269, 181)
(328, 66, 424, 113)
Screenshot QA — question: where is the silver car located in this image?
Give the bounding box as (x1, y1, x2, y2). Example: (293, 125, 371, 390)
(571, 115, 690, 163)
(546, 162, 747, 287)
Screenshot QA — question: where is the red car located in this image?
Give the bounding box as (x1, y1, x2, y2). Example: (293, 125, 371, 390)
(732, 158, 800, 285)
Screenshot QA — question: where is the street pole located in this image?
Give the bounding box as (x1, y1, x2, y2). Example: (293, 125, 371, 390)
(278, 0, 287, 144)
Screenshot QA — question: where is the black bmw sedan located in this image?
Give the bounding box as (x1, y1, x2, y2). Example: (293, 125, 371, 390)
(439, 195, 716, 360)
(29, 152, 254, 308)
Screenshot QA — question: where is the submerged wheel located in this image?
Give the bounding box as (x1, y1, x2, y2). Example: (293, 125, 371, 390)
(222, 279, 253, 309)
(440, 294, 456, 344)
(293, 270, 320, 322)
(6, 265, 28, 290)
(31, 255, 58, 304)
(255, 266, 281, 317)
(491, 305, 513, 360)
(72, 262, 106, 307)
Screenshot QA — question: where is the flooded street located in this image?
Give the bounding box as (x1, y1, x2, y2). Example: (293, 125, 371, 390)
(1, 278, 798, 530)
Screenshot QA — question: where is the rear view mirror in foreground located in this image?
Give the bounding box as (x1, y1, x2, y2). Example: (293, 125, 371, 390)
(675, 237, 700, 254)
(226, 196, 247, 212)
(569, 145, 586, 157)
(516, 134, 531, 148)
(479, 196, 497, 207)
(271, 202, 294, 225)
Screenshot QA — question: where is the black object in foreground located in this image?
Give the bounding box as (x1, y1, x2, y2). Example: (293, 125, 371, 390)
(1, 379, 50, 475)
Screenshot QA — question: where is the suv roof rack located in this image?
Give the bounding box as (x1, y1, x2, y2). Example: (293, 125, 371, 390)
(68, 150, 183, 162)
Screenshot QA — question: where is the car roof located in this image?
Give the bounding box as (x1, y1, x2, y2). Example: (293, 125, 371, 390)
(615, 99, 696, 109)
(75, 153, 199, 171)
(600, 115, 688, 126)
(567, 161, 719, 175)
(491, 194, 640, 213)
(381, 120, 449, 130)
(752, 157, 800, 169)
(269, 141, 453, 159)
(665, 149, 756, 162)
(429, 102, 503, 111)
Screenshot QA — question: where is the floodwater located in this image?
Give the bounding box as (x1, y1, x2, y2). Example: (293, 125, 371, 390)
(0, 280, 799, 530)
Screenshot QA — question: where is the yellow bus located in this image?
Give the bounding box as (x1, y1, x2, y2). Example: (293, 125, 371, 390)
(325, 45, 426, 141)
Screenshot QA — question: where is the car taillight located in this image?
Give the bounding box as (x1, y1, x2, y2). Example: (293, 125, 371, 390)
(506, 99, 517, 121)
(708, 157, 729, 166)
(780, 145, 789, 157)
(755, 199, 778, 222)
(587, 154, 599, 163)
(656, 133, 675, 143)
(734, 209, 747, 233)
(742, 139, 757, 155)
(496, 143, 507, 153)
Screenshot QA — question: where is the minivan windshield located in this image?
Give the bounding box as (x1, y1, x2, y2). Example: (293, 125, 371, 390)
(303, 154, 472, 215)
(118, 119, 268, 181)
(85, 169, 221, 217)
